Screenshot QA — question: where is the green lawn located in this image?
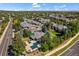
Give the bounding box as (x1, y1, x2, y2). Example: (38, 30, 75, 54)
(48, 29, 57, 39)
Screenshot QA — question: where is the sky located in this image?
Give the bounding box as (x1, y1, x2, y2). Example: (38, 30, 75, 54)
(0, 3, 79, 11)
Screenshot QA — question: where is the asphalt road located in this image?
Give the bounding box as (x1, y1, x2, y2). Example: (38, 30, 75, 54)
(61, 41, 79, 56)
(0, 20, 12, 56)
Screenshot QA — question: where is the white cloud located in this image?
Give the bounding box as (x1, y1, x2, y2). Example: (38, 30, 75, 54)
(32, 3, 37, 6)
(32, 3, 40, 8)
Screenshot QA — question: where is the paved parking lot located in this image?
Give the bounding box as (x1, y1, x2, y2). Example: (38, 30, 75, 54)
(61, 41, 79, 56)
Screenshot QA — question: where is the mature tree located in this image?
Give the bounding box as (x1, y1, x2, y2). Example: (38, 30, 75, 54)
(23, 29, 32, 37)
(41, 44, 49, 52)
(9, 34, 26, 56)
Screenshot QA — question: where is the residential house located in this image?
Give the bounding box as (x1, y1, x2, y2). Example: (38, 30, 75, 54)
(52, 23, 67, 33)
(20, 20, 42, 32)
(31, 20, 42, 26)
(31, 31, 45, 41)
(49, 14, 70, 22)
(20, 20, 31, 29)
(38, 18, 50, 24)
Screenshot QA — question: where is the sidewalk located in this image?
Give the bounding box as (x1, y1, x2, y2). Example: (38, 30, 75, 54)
(45, 32, 79, 56)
